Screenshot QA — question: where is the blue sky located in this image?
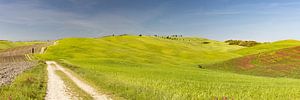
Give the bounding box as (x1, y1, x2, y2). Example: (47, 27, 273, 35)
(1, 0, 300, 41)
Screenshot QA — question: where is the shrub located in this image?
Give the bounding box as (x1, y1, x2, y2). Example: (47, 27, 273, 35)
(202, 42, 210, 44)
(225, 40, 260, 47)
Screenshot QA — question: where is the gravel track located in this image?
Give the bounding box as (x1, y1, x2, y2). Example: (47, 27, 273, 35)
(45, 61, 72, 100)
(46, 61, 111, 100)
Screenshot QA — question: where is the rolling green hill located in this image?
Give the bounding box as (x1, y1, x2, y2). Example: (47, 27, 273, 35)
(42, 35, 243, 64)
(209, 45, 300, 78)
(39, 35, 300, 99)
(205, 39, 300, 78)
(233, 39, 300, 55)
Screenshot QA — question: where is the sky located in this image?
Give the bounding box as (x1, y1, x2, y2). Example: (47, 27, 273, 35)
(1, 0, 300, 41)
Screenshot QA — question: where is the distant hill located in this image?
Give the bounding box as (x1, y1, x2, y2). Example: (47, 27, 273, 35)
(0, 41, 43, 51)
(41, 35, 243, 64)
(232, 39, 300, 55)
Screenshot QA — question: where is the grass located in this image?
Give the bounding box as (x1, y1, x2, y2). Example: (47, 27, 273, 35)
(58, 60, 300, 99)
(39, 35, 300, 99)
(56, 70, 93, 99)
(233, 39, 300, 55)
(208, 46, 300, 78)
(0, 62, 47, 99)
(42, 36, 242, 64)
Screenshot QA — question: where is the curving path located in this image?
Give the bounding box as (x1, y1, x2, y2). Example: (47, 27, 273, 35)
(45, 61, 72, 100)
(45, 61, 110, 100)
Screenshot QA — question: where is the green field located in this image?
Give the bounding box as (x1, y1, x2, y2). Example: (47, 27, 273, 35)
(209, 45, 300, 78)
(39, 35, 300, 99)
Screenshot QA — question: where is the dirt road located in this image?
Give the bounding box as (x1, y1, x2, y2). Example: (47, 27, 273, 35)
(45, 61, 72, 100)
(45, 61, 110, 100)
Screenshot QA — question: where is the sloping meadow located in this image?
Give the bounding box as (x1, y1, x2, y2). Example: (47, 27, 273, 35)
(208, 45, 300, 78)
(39, 35, 300, 99)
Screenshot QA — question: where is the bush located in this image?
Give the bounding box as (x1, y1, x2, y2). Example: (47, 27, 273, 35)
(202, 42, 210, 44)
(225, 40, 260, 47)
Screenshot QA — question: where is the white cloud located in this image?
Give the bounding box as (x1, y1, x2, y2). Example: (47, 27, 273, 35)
(0, 0, 164, 40)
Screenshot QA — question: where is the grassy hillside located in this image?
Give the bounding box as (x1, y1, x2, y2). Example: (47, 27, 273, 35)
(39, 35, 300, 99)
(42, 36, 243, 64)
(206, 39, 300, 78)
(233, 39, 300, 55)
(209, 45, 300, 78)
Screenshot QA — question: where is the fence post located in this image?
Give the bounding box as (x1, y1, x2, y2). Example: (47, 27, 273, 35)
(31, 48, 35, 54)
